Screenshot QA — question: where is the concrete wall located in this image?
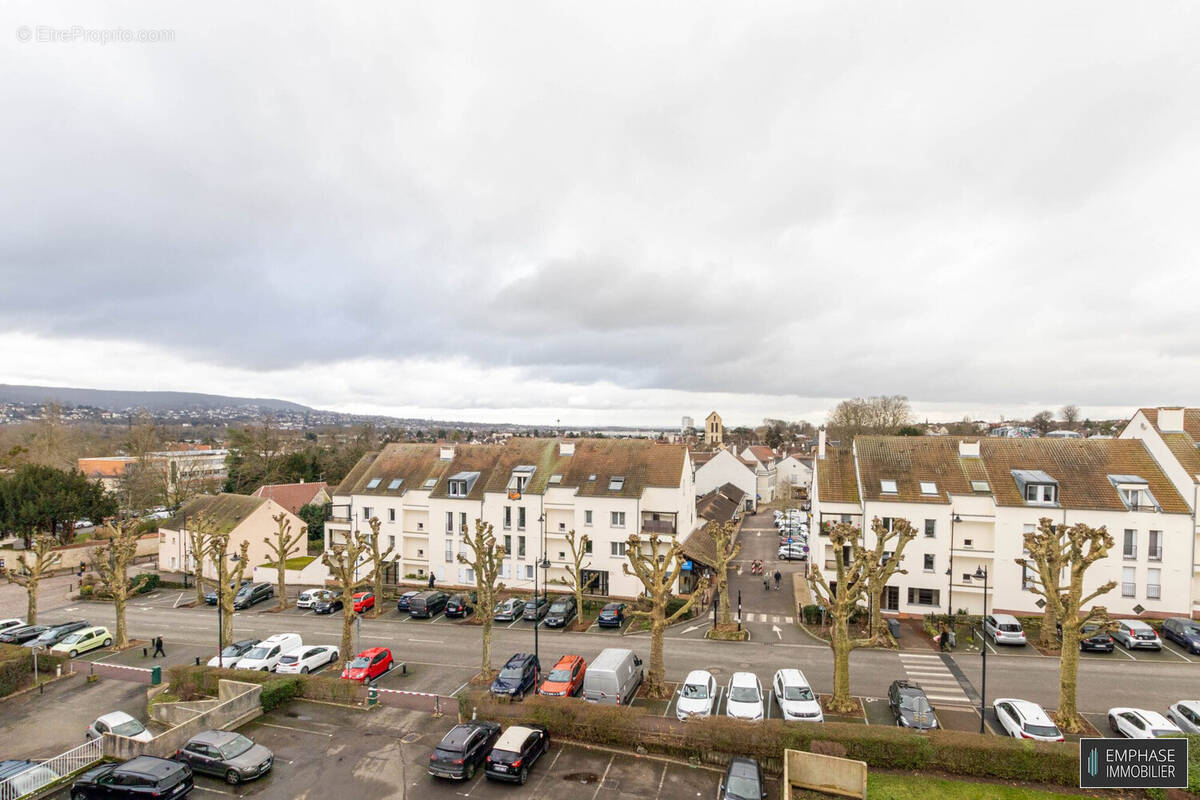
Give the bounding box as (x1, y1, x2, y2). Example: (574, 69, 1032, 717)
(253, 557, 330, 589)
(783, 749, 867, 799)
(0, 534, 158, 575)
(105, 680, 262, 761)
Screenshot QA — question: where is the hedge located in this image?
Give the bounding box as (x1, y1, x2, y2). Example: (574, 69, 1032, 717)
(0, 643, 69, 698)
(463, 693, 1079, 787)
(165, 665, 359, 708)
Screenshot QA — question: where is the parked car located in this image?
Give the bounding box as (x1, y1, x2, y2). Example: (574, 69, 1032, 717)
(676, 669, 717, 721)
(352, 591, 375, 613)
(341, 647, 394, 682)
(0, 625, 48, 645)
(773, 669, 823, 722)
(0, 619, 24, 633)
(86, 711, 153, 743)
(207, 639, 260, 668)
(312, 592, 343, 615)
(725, 672, 764, 721)
(275, 645, 339, 674)
(983, 614, 1027, 646)
(51, 626, 112, 657)
(776, 545, 807, 562)
(539, 654, 585, 697)
(445, 594, 474, 618)
(427, 721, 501, 781)
(232, 582, 273, 610)
(205, 579, 251, 605)
(543, 596, 577, 628)
(484, 724, 550, 785)
(409, 591, 448, 619)
(493, 597, 523, 622)
(522, 596, 550, 621)
(233, 633, 302, 671)
(296, 589, 323, 609)
(888, 680, 939, 730)
(0, 759, 60, 799)
(25, 620, 88, 649)
(1113, 620, 1162, 650)
(1108, 708, 1182, 739)
(597, 602, 627, 628)
(993, 699, 1063, 742)
(173, 730, 272, 785)
(71, 756, 192, 799)
(1163, 617, 1200, 654)
(583, 647, 643, 706)
(490, 653, 540, 699)
(719, 756, 767, 800)
(396, 590, 421, 612)
(1078, 623, 1115, 653)
(1167, 701, 1200, 734)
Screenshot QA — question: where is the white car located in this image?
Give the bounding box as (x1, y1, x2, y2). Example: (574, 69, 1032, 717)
(275, 645, 339, 674)
(86, 711, 153, 743)
(676, 669, 717, 721)
(773, 669, 823, 722)
(0, 619, 24, 633)
(233, 633, 302, 671)
(993, 699, 1062, 742)
(983, 614, 1027, 646)
(725, 672, 764, 721)
(296, 589, 322, 609)
(1107, 708, 1182, 739)
(1167, 701, 1200, 734)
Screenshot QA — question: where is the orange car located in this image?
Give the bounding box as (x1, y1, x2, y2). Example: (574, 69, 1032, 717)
(539, 654, 586, 697)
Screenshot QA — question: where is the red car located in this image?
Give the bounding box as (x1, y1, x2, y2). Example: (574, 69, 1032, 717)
(353, 591, 375, 613)
(341, 647, 393, 682)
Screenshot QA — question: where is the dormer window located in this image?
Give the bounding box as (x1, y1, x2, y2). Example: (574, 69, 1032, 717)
(1110, 475, 1158, 512)
(1024, 483, 1057, 504)
(919, 481, 937, 496)
(880, 480, 898, 494)
(608, 476, 625, 491)
(447, 471, 480, 498)
(387, 479, 403, 491)
(1013, 470, 1059, 506)
(448, 480, 467, 497)
(507, 465, 536, 493)
(422, 478, 437, 489)
(366, 478, 381, 489)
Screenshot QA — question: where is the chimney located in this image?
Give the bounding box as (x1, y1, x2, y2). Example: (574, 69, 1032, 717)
(818, 429, 827, 460)
(559, 441, 575, 457)
(1157, 408, 1185, 432)
(439, 446, 455, 460)
(959, 440, 980, 458)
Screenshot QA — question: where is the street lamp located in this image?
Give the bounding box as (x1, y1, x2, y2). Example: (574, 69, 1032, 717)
(974, 564, 989, 734)
(216, 552, 241, 668)
(534, 513, 546, 679)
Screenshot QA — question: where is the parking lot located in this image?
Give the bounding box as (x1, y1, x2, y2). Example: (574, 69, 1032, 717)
(975, 634, 1197, 663)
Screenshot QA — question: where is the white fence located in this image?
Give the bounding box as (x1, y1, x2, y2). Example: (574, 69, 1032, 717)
(0, 738, 103, 799)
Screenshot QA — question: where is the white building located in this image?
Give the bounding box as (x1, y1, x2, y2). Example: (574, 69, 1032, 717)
(325, 438, 697, 599)
(158, 493, 306, 579)
(693, 449, 757, 512)
(811, 434, 1193, 620)
(775, 455, 813, 492)
(740, 446, 778, 504)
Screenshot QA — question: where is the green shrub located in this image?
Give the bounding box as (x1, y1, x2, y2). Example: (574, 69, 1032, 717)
(0, 644, 68, 697)
(132, 573, 162, 594)
(165, 665, 359, 708)
(79, 585, 94, 598)
(261, 677, 302, 711)
(801, 604, 821, 624)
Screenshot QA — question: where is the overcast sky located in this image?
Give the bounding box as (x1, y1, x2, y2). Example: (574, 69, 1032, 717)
(2, 2, 1198, 427)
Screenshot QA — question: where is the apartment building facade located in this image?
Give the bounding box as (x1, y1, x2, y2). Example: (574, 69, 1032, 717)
(326, 438, 697, 599)
(811, 435, 1194, 620)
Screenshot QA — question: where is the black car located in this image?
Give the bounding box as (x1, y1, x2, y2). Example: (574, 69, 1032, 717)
(210, 639, 260, 666)
(522, 596, 550, 621)
(0, 625, 48, 644)
(427, 721, 501, 781)
(1163, 617, 1200, 654)
(410, 591, 449, 619)
(543, 596, 577, 628)
(719, 756, 767, 800)
(1079, 623, 1115, 653)
(888, 680, 938, 730)
(396, 590, 420, 612)
(597, 602, 627, 628)
(312, 593, 343, 615)
(232, 583, 273, 610)
(484, 724, 550, 785)
(174, 730, 273, 785)
(444, 594, 474, 618)
(72, 755, 193, 798)
(490, 653, 540, 699)
(204, 579, 252, 605)
(24, 620, 88, 648)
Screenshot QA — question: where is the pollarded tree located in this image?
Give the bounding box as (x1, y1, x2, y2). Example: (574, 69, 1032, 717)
(203, 527, 251, 650)
(623, 532, 709, 698)
(264, 512, 305, 610)
(363, 517, 395, 613)
(1016, 518, 1116, 731)
(9, 534, 62, 624)
(707, 520, 741, 627)
(322, 529, 375, 660)
(90, 518, 142, 649)
(863, 517, 917, 643)
(553, 528, 595, 630)
(458, 519, 506, 677)
(186, 512, 214, 606)
(807, 521, 875, 713)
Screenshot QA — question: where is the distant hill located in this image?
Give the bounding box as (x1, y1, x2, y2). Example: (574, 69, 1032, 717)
(0, 384, 310, 413)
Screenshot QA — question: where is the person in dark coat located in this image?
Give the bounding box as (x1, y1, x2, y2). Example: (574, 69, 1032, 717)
(152, 636, 165, 658)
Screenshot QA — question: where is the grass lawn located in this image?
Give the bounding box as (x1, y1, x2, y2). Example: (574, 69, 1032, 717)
(258, 556, 317, 570)
(864, 774, 1085, 799)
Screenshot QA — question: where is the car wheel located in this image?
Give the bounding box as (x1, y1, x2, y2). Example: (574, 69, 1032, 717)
(301, 666, 310, 674)
(518, 767, 528, 785)
(226, 769, 241, 785)
(72, 790, 87, 800)
(465, 762, 476, 780)
(1109, 715, 1119, 735)
(103, 638, 112, 647)
(69, 649, 78, 657)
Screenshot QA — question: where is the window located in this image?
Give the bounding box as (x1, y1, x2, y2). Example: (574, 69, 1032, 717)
(1123, 529, 1137, 560)
(387, 479, 403, 490)
(445, 512, 453, 532)
(504, 507, 512, 529)
(504, 535, 512, 555)
(459, 512, 466, 532)
(464, 567, 475, 583)
(608, 476, 625, 491)
(366, 478, 381, 489)
(584, 539, 593, 554)
(518, 507, 526, 530)
(388, 535, 395, 550)
(971, 480, 990, 492)
(880, 517, 894, 532)
(1122, 566, 1136, 598)
(549, 474, 563, 484)
(611, 541, 627, 557)
(448, 480, 467, 497)
(417, 521, 424, 531)
(422, 478, 437, 488)
(882, 585, 900, 611)
(919, 481, 937, 495)
(444, 539, 453, 563)
(1149, 530, 1163, 561)
(923, 554, 935, 571)
(611, 511, 626, 528)
(388, 508, 396, 522)
(525, 565, 534, 579)
(924, 519, 935, 538)
(584, 510, 593, 526)
(1024, 484, 1057, 504)
(962, 538, 974, 548)
(362, 506, 372, 520)
(558, 522, 566, 531)
(906, 588, 940, 606)
(1147, 568, 1161, 600)
(518, 535, 526, 558)
(880, 480, 898, 494)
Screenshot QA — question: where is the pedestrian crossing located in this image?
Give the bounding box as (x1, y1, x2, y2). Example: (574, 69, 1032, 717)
(743, 613, 794, 624)
(896, 651, 971, 706)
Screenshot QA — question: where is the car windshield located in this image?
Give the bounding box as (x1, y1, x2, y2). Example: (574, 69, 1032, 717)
(216, 734, 255, 759)
(60, 632, 83, 644)
(1024, 723, 1060, 737)
(243, 647, 270, 660)
(524, 601, 539, 609)
(220, 645, 245, 657)
(547, 668, 573, 682)
(33, 631, 58, 643)
(499, 665, 526, 680)
(111, 719, 146, 737)
(279, 655, 298, 664)
(724, 775, 761, 800)
(730, 686, 759, 703)
(550, 601, 570, 611)
(1186, 626, 1200, 637)
(783, 686, 815, 702)
(899, 693, 931, 712)
(682, 683, 709, 699)
(349, 656, 371, 669)
(999, 624, 1022, 632)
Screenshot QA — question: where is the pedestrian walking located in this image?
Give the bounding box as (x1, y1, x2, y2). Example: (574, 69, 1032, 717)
(773, 570, 782, 590)
(762, 575, 770, 591)
(428, 573, 436, 589)
(152, 636, 165, 658)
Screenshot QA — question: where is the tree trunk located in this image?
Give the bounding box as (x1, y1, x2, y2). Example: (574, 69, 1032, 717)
(1057, 622, 1082, 731)
(573, 587, 584, 631)
(1040, 604, 1059, 650)
(194, 573, 206, 606)
(829, 615, 856, 713)
(646, 611, 667, 697)
(339, 602, 354, 661)
(113, 591, 128, 649)
(480, 617, 494, 677)
(25, 579, 38, 625)
(277, 567, 288, 611)
(717, 576, 732, 626)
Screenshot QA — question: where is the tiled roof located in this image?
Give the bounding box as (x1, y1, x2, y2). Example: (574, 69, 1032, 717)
(855, 437, 974, 504)
(816, 449, 860, 504)
(252, 482, 329, 514)
(166, 493, 268, 534)
(696, 483, 745, 524)
(1137, 408, 1200, 440)
(77, 457, 135, 478)
(745, 446, 776, 464)
(1161, 433, 1200, 479)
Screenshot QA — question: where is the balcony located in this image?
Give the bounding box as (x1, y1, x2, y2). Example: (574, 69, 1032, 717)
(641, 518, 676, 535)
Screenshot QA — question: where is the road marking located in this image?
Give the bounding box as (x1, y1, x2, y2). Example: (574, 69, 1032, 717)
(681, 624, 704, 635)
(590, 755, 614, 800)
(450, 680, 471, 697)
(771, 625, 782, 640)
(897, 653, 941, 660)
(506, 618, 522, 629)
(655, 762, 669, 799)
(255, 722, 333, 736)
(192, 787, 236, 796)
(1112, 646, 1136, 661)
(408, 638, 443, 644)
(1164, 646, 1194, 664)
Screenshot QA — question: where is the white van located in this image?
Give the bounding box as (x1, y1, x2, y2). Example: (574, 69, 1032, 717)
(583, 648, 643, 706)
(234, 633, 302, 671)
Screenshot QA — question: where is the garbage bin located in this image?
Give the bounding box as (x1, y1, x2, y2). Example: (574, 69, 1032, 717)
(887, 619, 901, 639)
(150, 666, 162, 686)
(367, 684, 378, 708)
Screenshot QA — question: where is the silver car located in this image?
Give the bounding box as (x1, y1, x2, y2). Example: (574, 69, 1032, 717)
(983, 614, 1026, 646)
(174, 730, 273, 785)
(1168, 701, 1200, 734)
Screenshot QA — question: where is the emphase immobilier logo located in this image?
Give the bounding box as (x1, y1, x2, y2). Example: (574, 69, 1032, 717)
(1080, 738, 1187, 789)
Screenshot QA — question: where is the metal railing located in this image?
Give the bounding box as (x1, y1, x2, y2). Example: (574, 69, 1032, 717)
(1147, 584, 1162, 600)
(0, 738, 103, 800)
(641, 519, 676, 535)
(1121, 582, 1136, 598)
